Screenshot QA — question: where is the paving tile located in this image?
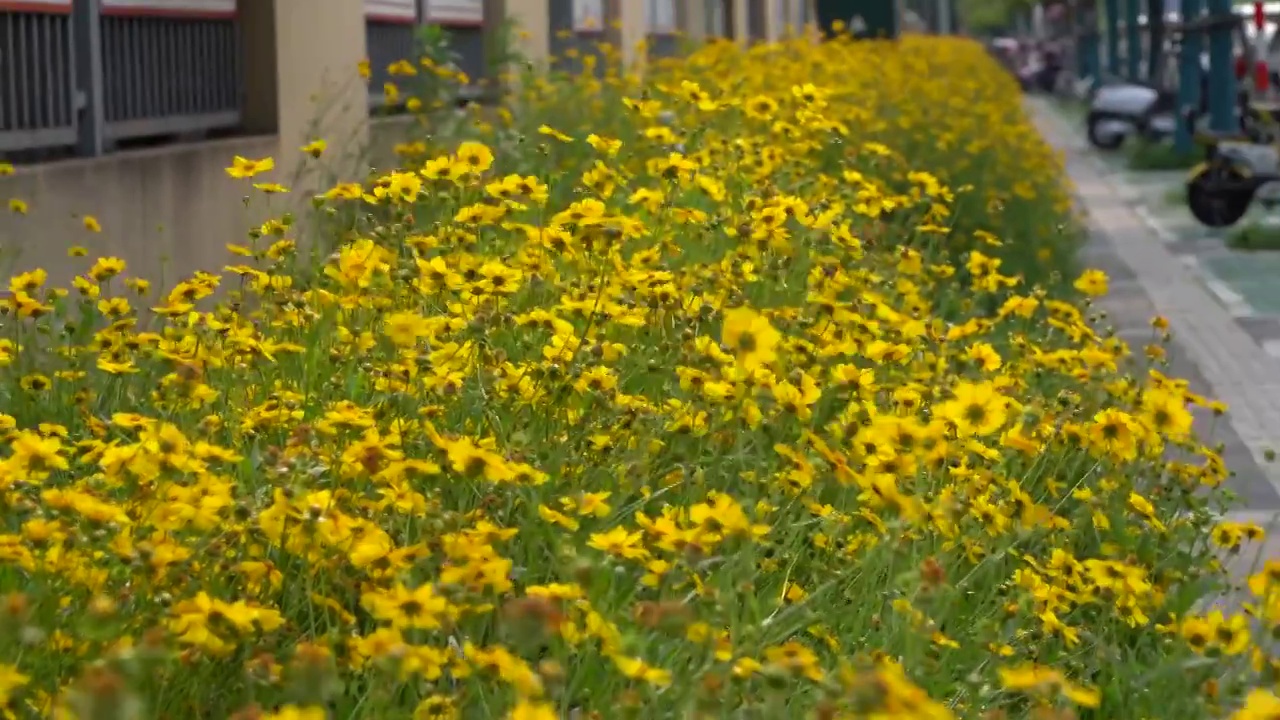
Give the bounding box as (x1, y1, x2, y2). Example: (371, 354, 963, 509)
(1165, 239, 1214, 256)
(1221, 444, 1280, 509)
(1079, 245, 1138, 282)
(1100, 293, 1158, 333)
(1239, 316, 1280, 343)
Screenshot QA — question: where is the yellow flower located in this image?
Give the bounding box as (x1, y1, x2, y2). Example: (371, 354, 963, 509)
(225, 155, 275, 179)
(507, 701, 557, 720)
(1233, 689, 1280, 720)
(1073, 268, 1109, 296)
(300, 139, 328, 157)
(262, 706, 328, 720)
(1138, 388, 1193, 439)
(455, 141, 495, 173)
(0, 663, 29, 705)
(721, 306, 781, 371)
(939, 381, 1008, 437)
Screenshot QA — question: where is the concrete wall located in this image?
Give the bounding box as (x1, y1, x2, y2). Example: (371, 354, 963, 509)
(505, 0, 552, 70)
(0, 0, 555, 289)
(0, 0, 631, 289)
(0, 118, 414, 288)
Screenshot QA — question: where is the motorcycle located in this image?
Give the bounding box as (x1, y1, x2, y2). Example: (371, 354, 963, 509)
(1086, 57, 1208, 150)
(1185, 101, 1280, 228)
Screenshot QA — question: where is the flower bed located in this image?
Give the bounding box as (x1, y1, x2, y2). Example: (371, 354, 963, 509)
(0, 33, 1268, 719)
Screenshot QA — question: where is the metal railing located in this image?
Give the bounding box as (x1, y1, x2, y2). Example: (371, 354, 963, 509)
(1, 3, 242, 157)
(0, 10, 77, 152)
(2, 0, 503, 157)
(367, 19, 418, 108)
(100, 14, 241, 142)
(366, 21, 490, 108)
(707, 0, 731, 38)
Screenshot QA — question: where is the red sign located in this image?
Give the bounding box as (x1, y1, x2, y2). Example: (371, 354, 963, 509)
(0, 0, 72, 13)
(365, 0, 417, 23)
(99, 0, 236, 17)
(424, 0, 482, 25)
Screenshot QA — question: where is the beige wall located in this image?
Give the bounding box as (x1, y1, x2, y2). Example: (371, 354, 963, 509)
(272, 0, 370, 184)
(0, 0, 544, 289)
(733, 0, 749, 41)
(504, 0, 551, 69)
(0, 135, 278, 287)
(761, 0, 782, 40)
(615, 0, 648, 69)
(677, 1, 789, 42)
(679, 1, 708, 41)
(0, 119, 413, 289)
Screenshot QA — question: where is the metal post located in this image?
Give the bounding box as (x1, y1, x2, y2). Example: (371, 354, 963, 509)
(1080, 1, 1102, 85)
(70, 0, 105, 157)
(1206, 0, 1236, 132)
(1145, 0, 1165, 81)
(1175, 0, 1204, 153)
(1125, 0, 1141, 78)
(936, 0, 951, 35)
(1105, 0, 1121, 76)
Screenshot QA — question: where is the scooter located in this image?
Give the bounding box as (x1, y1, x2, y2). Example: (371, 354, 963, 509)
(1086, 57, 1209, 150)
(1185, 99, 1280, 228)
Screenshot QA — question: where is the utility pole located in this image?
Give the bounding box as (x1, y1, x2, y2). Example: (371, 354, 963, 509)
(1126, 0, 1142, 79)
(1106, 0, 1121, 76)
(937, 0, 953, 34)
(1206, 0, 1236, 132)
(1175, 0, 1203, 153)
(71, 0, 106, 157)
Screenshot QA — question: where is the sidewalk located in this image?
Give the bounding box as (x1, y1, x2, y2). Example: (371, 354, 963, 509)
(1027, 98, 1280, 597)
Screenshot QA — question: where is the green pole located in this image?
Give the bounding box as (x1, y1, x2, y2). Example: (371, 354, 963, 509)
(1206, 0, 1236, 132)
(937, 0, 952, 34)
(1105, 0, 1121, 76)
(1175, 0, 1204, 153)
(1080, 1, 1102, 84)
(1145, 0, 1165, 81)
(1126, 0, 1142, 79)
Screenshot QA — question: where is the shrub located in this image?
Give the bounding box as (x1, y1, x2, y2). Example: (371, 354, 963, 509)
(1127, 138, 1198, 172)
(0, 32, 1262, 720)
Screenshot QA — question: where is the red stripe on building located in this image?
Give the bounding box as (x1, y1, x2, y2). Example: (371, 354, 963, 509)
(426, 17, 484, 27)
(365, 11, 417, 23)
(99, 6, 235, 17)
(0, 1, 72, 14)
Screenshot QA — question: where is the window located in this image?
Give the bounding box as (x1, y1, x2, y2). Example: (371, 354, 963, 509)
(706, 0, 726, 37)
(648, 0, 675, 34)
(421, 0, 482, 25)
(573, 0, 603, 33)
(364, 0, 417, 22)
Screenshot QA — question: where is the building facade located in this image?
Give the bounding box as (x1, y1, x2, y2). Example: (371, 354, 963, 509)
(0, 0, 809, 283)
